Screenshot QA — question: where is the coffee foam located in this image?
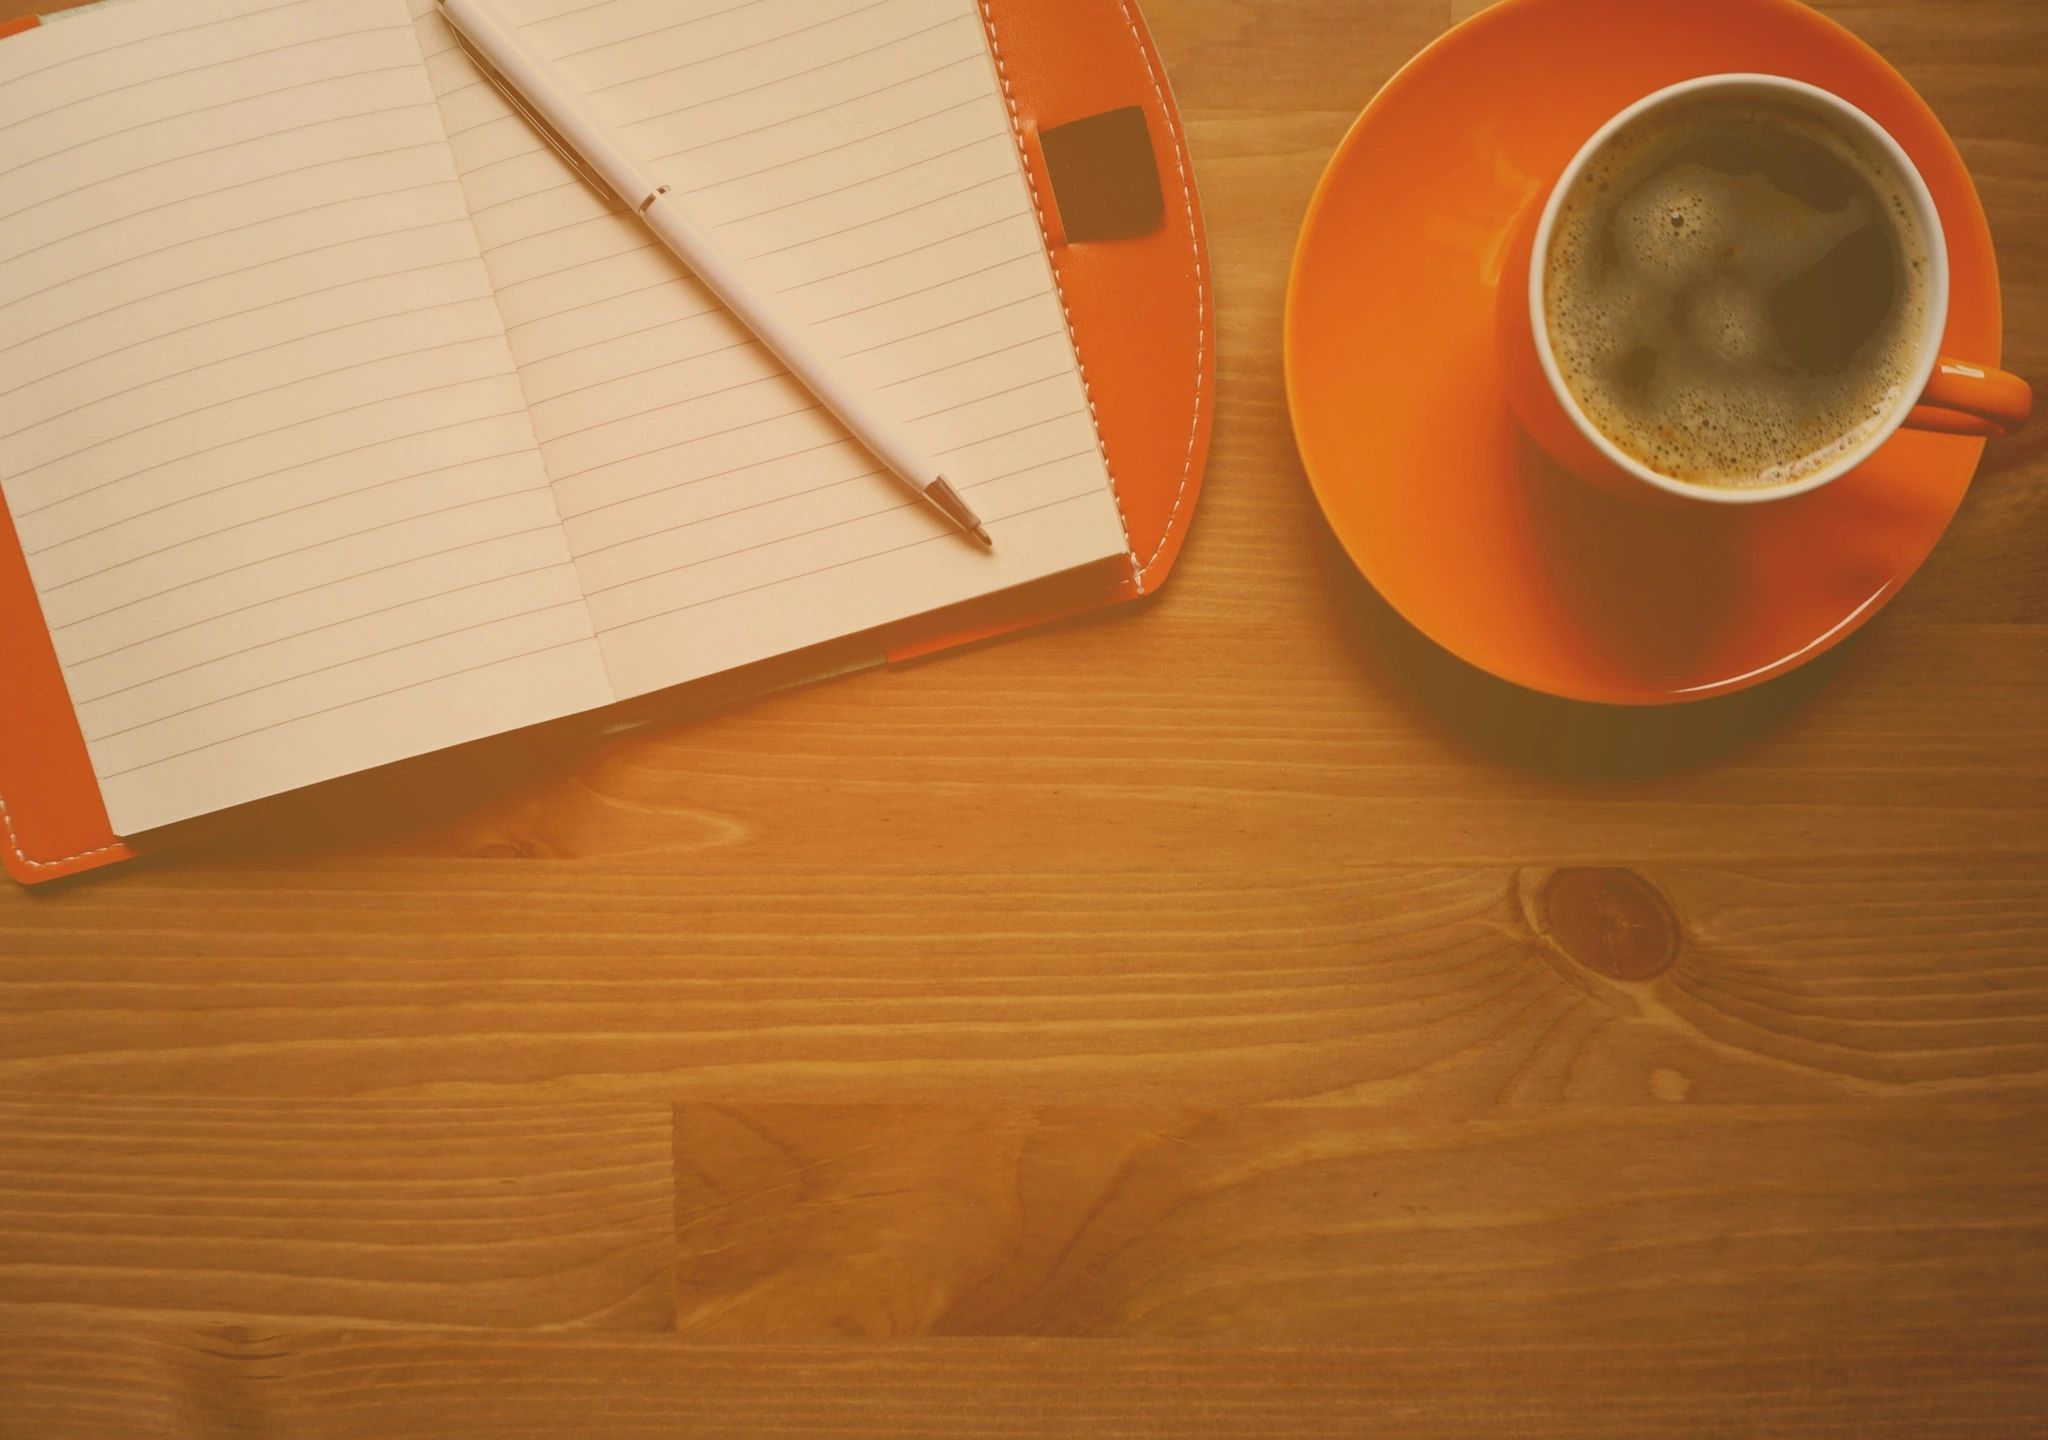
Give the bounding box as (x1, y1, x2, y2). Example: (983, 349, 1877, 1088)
(1543, 95, 1928, 489)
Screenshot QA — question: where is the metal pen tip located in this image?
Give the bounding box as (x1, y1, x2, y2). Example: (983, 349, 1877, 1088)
(925, 476, 993, 551)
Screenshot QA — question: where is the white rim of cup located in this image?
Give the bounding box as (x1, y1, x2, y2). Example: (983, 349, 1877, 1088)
(1527, 73, 1951, 505)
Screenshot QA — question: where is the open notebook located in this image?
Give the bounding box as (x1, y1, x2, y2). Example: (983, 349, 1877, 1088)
(0, 0, 1137, 837)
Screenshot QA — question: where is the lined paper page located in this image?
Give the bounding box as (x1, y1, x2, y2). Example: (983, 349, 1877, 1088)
(0, 0, 612, 836)
(418, 0, 1130, 698)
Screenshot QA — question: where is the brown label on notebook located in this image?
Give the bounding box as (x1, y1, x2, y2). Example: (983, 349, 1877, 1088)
(1039, 106, 1165, 244)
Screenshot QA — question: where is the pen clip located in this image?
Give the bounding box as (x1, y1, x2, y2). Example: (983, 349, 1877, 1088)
(444, 21, 617, 210)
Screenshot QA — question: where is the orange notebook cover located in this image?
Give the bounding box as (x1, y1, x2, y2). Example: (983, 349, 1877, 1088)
(0, 0, 1211, 885)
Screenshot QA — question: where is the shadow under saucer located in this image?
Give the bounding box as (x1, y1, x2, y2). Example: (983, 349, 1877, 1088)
(1308, 498, 1849, 782)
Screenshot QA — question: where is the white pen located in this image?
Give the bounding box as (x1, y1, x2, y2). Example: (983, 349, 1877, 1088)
(437, 0, 993, 549)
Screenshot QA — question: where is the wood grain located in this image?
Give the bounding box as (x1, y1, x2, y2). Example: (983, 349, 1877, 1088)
(4, 1331, 2041, 1440)
(667, 1102, 2048, 1340)
(1, 0, 2045, 1433)
(0, 1100, 676, 1330)
(4, 860, 2045, 1104)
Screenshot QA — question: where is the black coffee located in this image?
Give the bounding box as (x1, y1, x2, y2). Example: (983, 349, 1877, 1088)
(1544, 93, 1929, 488)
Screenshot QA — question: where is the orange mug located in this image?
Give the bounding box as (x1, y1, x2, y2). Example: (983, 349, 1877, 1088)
(1498, 73, 2031, 504)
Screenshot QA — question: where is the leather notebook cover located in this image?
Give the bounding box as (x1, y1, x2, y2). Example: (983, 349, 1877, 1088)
(0, 0, 1212, 884)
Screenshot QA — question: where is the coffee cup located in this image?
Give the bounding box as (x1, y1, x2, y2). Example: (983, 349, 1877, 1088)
(1497, 73, 2031, 504)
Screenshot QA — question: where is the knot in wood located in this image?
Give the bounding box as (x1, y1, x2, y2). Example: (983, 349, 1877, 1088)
(1539, 867, 1681, 980)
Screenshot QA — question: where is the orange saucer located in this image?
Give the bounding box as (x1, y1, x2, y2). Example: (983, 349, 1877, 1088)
(1285, 0, 2005, 704)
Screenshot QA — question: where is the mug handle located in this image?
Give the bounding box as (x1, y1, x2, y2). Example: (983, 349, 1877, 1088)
(1905, 358, 2033, 437)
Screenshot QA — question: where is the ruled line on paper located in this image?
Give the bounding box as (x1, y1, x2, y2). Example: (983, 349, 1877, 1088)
(24, 408, 532, 550)
(934, 412, 1089, 457)
(458, 145, 584, 195)
(551, 405, 1086, 525)
(591, 488, 1107, 638)
(93, 636, 597, 782)
(580, 470, 889, 562)
(495, 256, 675, 312)
(569, 0, 904, 77)
(683, 94, 989, 191)
(451, 88, 996, 217)
(33, 445, 543, 589)
(71, 558, 580, 706)
(0, 210, 471, 350)
(1, 0, 612, 836)
(839, 293, 1039, 356)
(421, 0, 1127, 702)
(443, 109, 511, 141)
(518, 0, 645, 27)
(66, 523, 566, 669)
(0, 253, 478, 406)
(519, 307, 729, 382)
(0, 171, 461, 324)
(536, 365, 792, 446)
(49, 485, 558, 633)
(728, 134, 1007, 231)
(578, 447, 1096, 566)
(807, 251, 1038, 325)
(654, 55, 981, 161)
(0, 0, 338, 101)
(547, 400, 829, 487)
(744, 173, 1016, 259)
(874, 329, 1064, 389)
(497, 260, 677, 313)
(471, 205, 623, 257)
(898, 371, 1072, 425)
(528, 335, 762, 409)
(584, 490, 972, 601)
(461, 111, 990, 221)
(0, 47, 419, 187)
(1, 322, 505, 457)
(9, 370, 525, 518)
(559, 433, 860, 522)
(86, 596, 590, 744)
(628, 11, 973, 127)
(780, 210, 1029, 289)
(0, 101, 443, 234)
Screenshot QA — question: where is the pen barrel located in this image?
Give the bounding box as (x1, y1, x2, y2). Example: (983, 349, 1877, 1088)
(440, 0, 949, 502)
(440, 0, 657, 205)
(640, 194, 942, 491)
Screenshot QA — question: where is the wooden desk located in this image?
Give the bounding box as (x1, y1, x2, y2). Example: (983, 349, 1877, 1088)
(3, 0, 2043, 1434)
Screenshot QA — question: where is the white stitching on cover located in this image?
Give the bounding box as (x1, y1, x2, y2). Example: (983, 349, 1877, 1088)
(976, 0, 1145, 593)
(1115, 0, 1205, 578)
(1, 790, 123, 872)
